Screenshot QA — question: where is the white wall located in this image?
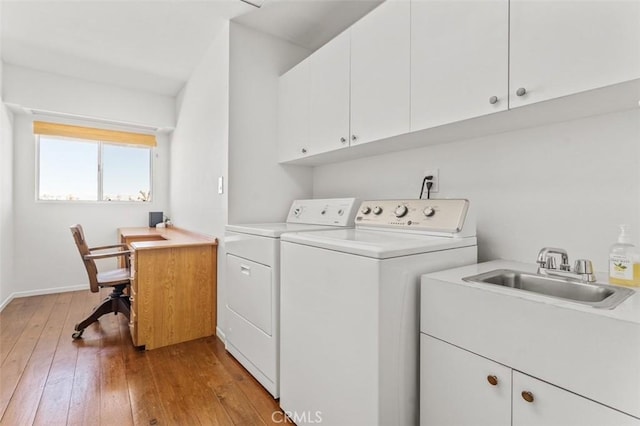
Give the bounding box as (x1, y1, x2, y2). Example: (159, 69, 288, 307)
(9, 113, 170, 303)
(169, 24, 231, 334)
(170, 23, 313, 336)
(0, 59, 16, 309)
(170, 24, 230, 237)
(313, 109, 640, 273)
(3, 64, 175, 129)
(228, 23, 313, 224)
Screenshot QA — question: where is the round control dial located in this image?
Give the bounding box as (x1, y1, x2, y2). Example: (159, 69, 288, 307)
(361, 206, 371, 215)
(293, 207, 302, 217)
(394, 205, 408, 218)
(373, 206, 383, 215)
(423, 207, 436, 217)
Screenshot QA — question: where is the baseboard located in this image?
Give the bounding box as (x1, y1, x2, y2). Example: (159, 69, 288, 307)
(0, 284, 87, 312)
(216, 326, 226, 343)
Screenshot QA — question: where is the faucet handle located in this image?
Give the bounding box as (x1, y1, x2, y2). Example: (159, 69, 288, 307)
(545, 256, 557, 269)
(574, 259, 597, 282)
(574, 259, 594, 274)
(536, 247, 569, 270)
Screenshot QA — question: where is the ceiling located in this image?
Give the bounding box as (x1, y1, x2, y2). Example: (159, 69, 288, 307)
(0, 0, 381, 96)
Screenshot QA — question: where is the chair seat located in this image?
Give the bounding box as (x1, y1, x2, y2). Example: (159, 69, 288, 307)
(97, 268, 130, 286)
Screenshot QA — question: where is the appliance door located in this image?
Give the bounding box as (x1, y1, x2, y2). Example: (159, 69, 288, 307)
(227, 254, 272, 335)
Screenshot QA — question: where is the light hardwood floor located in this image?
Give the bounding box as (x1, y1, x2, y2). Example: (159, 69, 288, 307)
(0, 289, 283, 425)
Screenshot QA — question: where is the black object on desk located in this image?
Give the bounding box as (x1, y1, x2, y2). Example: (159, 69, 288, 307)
(149, 211, 163, 227)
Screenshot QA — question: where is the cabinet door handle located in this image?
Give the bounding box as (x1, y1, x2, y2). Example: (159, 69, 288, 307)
(521, 391, 534, 403)
(487, 375, 498, 386)
(489, 96, 498, 105)
(351, 135, 358, 142)
(516, 87, 527, 97)
(340, 137, 347, 144)
(301, 148, 307, 154)
(240, 265, 251, 275)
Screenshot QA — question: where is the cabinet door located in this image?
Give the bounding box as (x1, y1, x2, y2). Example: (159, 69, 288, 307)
(278, 59, 309, 162)
(510, 0, 640, 107)
(350, 0, 410, 145)
(411, 0, 508, 131)
(420, 334, 511, 426)
(513, 371, 640, 426)
(308, 31, 351, 155)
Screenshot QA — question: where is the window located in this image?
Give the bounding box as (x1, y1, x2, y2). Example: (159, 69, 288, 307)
(35, 122, 154, 202)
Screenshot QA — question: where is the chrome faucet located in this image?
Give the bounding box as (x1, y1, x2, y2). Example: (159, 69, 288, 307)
(536, 247, 597, 283)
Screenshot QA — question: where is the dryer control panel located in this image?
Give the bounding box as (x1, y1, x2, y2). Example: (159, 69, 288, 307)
(355, 199, 474, 236)
(286, 198, 358, 226)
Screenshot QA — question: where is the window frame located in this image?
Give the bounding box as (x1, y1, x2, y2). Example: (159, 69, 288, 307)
(35, 135, 154, 203)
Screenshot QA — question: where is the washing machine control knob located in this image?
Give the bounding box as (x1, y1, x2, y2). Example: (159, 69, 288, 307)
(361, 206, 371, 215)
(394, 205, 408, 218)
(293, 207, 302, 217)
(423, 207, 436, 217)
(373, 206, 383, 215)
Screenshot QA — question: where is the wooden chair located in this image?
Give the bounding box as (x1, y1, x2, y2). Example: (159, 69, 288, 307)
(70, 224, 131, 339)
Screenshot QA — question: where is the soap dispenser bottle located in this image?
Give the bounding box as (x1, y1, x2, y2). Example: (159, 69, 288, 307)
(609, 225, 640, 287)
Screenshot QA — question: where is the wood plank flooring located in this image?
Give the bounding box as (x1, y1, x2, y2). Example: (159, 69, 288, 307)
(0, 290, 283, 425)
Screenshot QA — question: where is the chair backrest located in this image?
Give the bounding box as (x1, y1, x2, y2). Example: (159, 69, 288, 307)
(70, 224, 99, 293)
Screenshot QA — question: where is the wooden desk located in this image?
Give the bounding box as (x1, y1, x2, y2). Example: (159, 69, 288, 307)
(119, 227, 217, 350)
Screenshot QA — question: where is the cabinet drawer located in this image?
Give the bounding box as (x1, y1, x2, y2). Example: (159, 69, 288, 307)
(129, 286, 137, 311)
(129, 253, 136, 279)
(129, 309, 138, 346)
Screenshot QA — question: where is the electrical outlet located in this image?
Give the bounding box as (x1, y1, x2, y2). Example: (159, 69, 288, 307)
(423, 169, 439, 195)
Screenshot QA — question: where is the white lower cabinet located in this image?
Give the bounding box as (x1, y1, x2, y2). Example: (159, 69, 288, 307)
(421, 334, 511, 426)
(513, 372, 640, 426)
(420, 334, 640, 426)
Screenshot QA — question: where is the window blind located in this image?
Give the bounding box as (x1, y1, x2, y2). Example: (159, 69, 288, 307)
(33, 121, 157, 147)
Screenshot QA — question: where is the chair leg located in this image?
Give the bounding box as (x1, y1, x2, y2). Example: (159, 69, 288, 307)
(72, 286, 131, 339)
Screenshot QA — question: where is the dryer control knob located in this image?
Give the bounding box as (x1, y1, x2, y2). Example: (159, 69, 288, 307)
(394, 205, 408, 218)
(423, 207, 436, 217)
(361, 206, 371, 215)
(373, 206, 383, 215)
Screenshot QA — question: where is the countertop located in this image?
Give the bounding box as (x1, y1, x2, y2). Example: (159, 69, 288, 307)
(119, 227, 217, 250)
(424, 259, 640, 325)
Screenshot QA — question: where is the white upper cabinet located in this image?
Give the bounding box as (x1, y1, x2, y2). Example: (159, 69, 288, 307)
(350, 0, 411, 145)
(278, 59, 309, 162)
(411, 0, 509, 131)
(308, 31, 351, 155)
(510, 0, 640, 107)
(278, 0, 640, 164)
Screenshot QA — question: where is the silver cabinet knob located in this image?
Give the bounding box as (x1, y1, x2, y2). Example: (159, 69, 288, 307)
(516, 87, 527, 97)
(351, 135, 358, 142)
(340, 137, 347, 144)
(301, 148, 307, 154)
(489, 96, 498, 104)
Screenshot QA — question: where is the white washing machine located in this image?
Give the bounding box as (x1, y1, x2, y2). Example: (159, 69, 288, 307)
(280, 199, 477, 426)
(224, 198, 358, 398)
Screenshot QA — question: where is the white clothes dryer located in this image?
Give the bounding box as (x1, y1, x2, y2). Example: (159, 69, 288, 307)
(224, 198, 357, 398)
(279, 199, 477, 426)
